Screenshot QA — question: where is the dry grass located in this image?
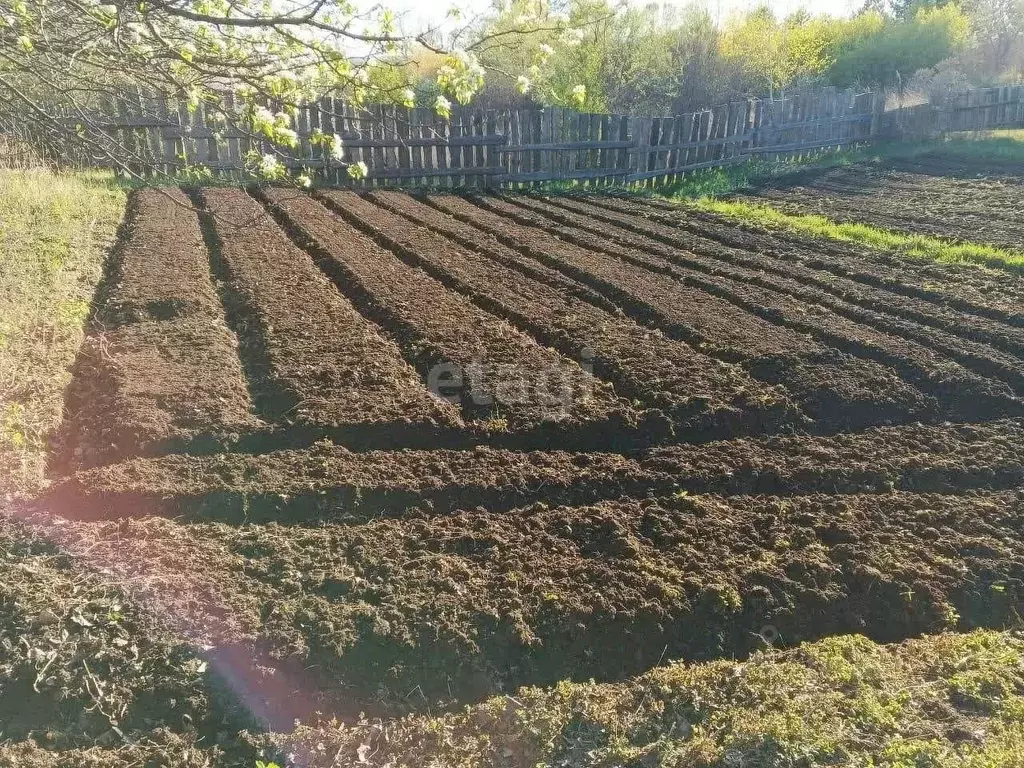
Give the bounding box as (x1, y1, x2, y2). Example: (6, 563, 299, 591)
(0, 168, 126, 501)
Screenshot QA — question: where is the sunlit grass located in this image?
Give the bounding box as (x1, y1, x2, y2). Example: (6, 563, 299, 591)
(266, 630, 1024, 768)
(690, 197, 1024, 272)
(644, 132, 1024, 202)
(0, 168, 126, 499)
(924, 130, 1024, 163)
(655, 146, 878, 199)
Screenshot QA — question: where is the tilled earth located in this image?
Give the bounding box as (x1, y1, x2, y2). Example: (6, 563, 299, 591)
(734, 154, 1024, 251)
(35, 182, 1024, 739)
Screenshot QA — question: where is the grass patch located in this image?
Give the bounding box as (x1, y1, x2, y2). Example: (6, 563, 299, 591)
(3, 622, 1021, 767)
(0, 168, 126, 500)
(926, 129, 1024, 164)
(642, 132, 1024, 202)
(655, 147, 878, 199)
(688, 197, 1024, 273)
(264, 630, 1024, 768)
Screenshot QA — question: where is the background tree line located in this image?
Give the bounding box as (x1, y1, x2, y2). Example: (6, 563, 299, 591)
(2, 0, 1021, 180)
(377, 0, 1024, 115)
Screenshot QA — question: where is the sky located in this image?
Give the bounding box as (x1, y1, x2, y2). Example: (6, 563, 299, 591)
(373, 0, 862, 38)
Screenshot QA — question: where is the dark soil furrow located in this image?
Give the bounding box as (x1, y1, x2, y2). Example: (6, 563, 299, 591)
(49, 446, 657, 523)
(364, 190, 623, 315)
(775, 173, 1023, 217)
(54, 188, 259, 471)
(196, 188, 463, 445)
(422, 193, 933, 431)
(535, 193, 1024, 359)
(802, 186, 1022, 226)
(722, 159, 1024, 253)
(615, 194, 1024, 325)
(645, 417, 1024, 495)
(764, 158, 1024, 195)
(50, 417, 1024, 523)
(462, 194, 1018, 421)
(887, 154, 1024, 181)
(518, 195, 1024, 398)
(89, 488, 1024, 716)
(503, 197, 1021, 415)
(316, 189, 800, 439)
(254, 187, 641, 445)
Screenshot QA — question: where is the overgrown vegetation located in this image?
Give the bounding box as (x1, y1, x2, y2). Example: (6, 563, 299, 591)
(462, 0, 1010, 113)
(2, 546, 1021, 768)
(267, 630, 1024, 768)
(0, 168, 125, 500)
(0, 514, 259, 767)
(688, 197, 1024, 272)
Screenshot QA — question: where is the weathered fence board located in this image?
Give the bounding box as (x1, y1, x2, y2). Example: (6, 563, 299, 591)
(73, 83, 1024, 187)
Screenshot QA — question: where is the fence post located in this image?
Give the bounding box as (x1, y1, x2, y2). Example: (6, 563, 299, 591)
(869, 89, 886, 139)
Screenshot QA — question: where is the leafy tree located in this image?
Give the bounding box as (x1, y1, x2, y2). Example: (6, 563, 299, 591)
(474, 0, 723, 115)
(719, 6, 794, 98)
(0, 0, 582, 182)
(965, 0, 1024, 75)
(599, 3, 721, 114)
(829, 4, 971, 88)
(473, 0, 614, 111)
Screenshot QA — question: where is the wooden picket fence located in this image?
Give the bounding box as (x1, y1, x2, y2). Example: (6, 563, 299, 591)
(88, 83, 1024, 188)
(884, 84, 1024, 140)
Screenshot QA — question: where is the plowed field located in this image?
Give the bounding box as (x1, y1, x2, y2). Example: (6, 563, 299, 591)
(735, 154, 1024, 251)
(47, 184, 1024, 724)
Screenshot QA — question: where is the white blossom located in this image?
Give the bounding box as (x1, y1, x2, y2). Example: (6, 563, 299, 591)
(277, 126, 299, 147)
(538, 43, 554, 57)
(436, 49, 485, 104)
(434, 94, 452, 117)
(296, 174, 312, 188)
(330, 134, 344, 161)
(347, 161, 368, 180)
(561, 28, 585, 46)
(259, 153, 281, 176)
(516, 75, 531, 94)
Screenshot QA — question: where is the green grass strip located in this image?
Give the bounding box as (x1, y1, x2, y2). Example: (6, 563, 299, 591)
(642, 133, 1024, 202)
(689, 197, 1024, 273)
(927, 129, 1024, 164)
